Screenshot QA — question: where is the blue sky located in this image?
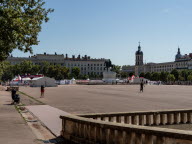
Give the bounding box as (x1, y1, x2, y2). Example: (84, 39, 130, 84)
(13, 0, 192, 66)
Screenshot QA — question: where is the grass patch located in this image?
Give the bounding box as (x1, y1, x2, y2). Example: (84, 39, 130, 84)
(14, 105, 27, 122)
(18, 91, 45, 105)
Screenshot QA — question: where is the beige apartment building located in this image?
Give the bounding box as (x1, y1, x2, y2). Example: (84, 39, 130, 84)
(7, 53, 107, 76)
(122, 44, 192, 76)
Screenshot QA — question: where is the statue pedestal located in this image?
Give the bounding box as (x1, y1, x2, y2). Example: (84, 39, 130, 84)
(103, 71, 116, 83)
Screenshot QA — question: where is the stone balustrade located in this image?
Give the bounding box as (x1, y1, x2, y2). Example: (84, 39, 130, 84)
(60, 114, 192, 144)
(78, 109, 192, 126)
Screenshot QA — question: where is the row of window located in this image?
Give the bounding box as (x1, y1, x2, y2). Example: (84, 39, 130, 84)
(81, 72, 103, 75)
(151, 68, 174, 72)
(68, 63, 104, 67)
(80, 67, 103, 71)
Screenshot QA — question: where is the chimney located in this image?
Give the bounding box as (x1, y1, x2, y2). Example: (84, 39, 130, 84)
(65, 54, 68, 59)
(78, 54, 80, 59)
(72, 55, 75, 59)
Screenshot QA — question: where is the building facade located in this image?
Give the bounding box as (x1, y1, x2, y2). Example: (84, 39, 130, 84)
(7, 53, 107, 76)
(122, 44, 192, 76)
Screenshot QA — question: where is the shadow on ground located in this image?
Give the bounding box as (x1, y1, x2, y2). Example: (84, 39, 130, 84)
(39, 136, 78, 144)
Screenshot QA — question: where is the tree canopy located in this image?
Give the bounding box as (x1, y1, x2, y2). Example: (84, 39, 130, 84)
(0, 0, 53, 61)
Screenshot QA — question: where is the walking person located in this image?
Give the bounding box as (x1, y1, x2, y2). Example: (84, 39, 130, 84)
(11, 88, 16, 104)
(140, 80, 144, 92)
(40, 85, 45, 98)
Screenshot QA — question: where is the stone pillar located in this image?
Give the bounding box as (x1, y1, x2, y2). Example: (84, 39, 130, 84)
(83, 124, 88, 139)
(124, 131, 132, 144)
(139, 115, 145, 125)
(97, 117, 101, 121)
(173, 113, 180, 124)
(79, 123, 84, 138)
(131, 115, 138, 125)
(74, 123, 79, 136)
(90, 125, 96, 142)
(105, 129, 110, 144)
(111, 116, 117, 122)
(124, 116, 130, 124)
(180, 113, 186, 124)
(154, 114, 160, 125)
(108, 129, 115, 144)
(101, 128, 106, 143)
(146, 115, 152, 126)
(144, 134, 153, 144)
(167, 113, 173, 125)
(108, 116, 113, 122)
(130, 132, 136, 144)
(187, 112, 192, 124)
(101, 117, 105, 121)
(96, 126, 101, 142)
(116, 130, 124, 144)
(116, 116, 121, 123)
(156, 136, 164, 144)
(159, 114, 166, 125)
(104, 117, 109, 122)
(135, 133, 143, 144)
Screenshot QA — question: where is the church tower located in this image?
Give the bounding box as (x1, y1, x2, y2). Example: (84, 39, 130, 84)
(135, 42, 143, 66)
(175, 47, 182, 61)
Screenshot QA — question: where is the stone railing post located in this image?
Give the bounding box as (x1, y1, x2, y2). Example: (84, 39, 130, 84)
(159, 114, 166, 125)
(146, 114, 152, 126)
(124, 116, 130, 124)
(116, 116, 121, 123)
(167, 113, 173, 125)
(173, 112, 180, 124)
(144, 134, 153, 144)
(156, 136, 164, 144)
(154, 113, 160, 125)
(131, 115, 138, 125)
(135, 133, 143, 144)
(187, 112, 192, 124)
(180, 113, 186, 124)
(139, 115, 145, 125)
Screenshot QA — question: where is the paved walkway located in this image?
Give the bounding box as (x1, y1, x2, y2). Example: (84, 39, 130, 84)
(26, 105, 70, 136)
(0, 90, 38, 144)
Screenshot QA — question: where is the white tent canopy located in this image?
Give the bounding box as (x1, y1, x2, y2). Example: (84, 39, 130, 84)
(30, 77, 57, 87)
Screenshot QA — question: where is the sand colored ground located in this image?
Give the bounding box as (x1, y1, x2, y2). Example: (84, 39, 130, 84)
(19, 85, 192, 115)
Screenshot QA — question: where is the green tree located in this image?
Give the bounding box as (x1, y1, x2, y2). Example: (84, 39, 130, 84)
(39, 61, 50, 76)
(151, 72, 160, 81)
(171, 69, 179, 81)
(19, 60, 34, 74)
(60, 66, 69, 79)
(11, 64, 22, 76)
(144, 72, 151, 80)
(111, 65, 121, 75)
(0, 0, 54, 61)
(0, 61, 10, 79)
(178, 75, 184, 81)
(129, 72, 134, 77)
(167, 74, 175, 82)
(180, 70, 188, 81)
(31, 65, 40, 75)
(160, 71, 169, 82)
(120, 71, 128, 78)
(187, 74, 192, 81)
(71, 67, 80, 79)
(139, 72, 145, 77)
(1, 68, 14, 82)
